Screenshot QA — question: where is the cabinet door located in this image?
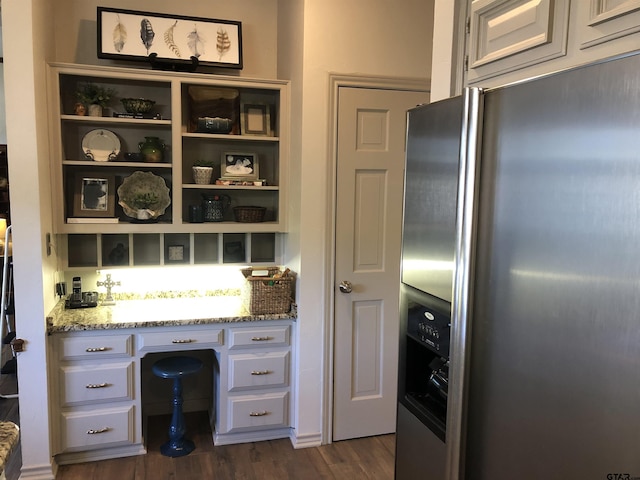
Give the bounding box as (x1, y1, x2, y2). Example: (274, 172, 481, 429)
(466, 0, 570, 84)
(577, 0, 640, 49)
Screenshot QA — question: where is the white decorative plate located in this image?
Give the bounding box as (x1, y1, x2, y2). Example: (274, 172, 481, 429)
(82, 129, 120, 162)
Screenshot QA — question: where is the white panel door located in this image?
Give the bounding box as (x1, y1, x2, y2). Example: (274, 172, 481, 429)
(333, 87, 428, 441)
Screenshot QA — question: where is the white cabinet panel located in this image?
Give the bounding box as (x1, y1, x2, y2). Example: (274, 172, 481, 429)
(226, 391, 289, 431)
(579, 0, 640, 48)
(61, 361, 133, 406)
(467, 0, 570, 84)
(228, 351, 289, 391)
(61, 405, 135, 452)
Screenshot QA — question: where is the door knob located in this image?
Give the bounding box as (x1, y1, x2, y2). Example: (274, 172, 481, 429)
(339, 281, 353, 294)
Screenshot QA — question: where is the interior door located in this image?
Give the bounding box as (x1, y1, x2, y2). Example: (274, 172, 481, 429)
(333, 86, 428, 441)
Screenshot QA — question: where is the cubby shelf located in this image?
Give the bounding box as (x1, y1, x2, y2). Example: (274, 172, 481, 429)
(48, 63, 290, 269)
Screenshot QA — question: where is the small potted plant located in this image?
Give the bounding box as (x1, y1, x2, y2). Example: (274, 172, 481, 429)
(192, 158, 216, 185)
(131, 192, 159, 220)
(75, 82, 116, 117)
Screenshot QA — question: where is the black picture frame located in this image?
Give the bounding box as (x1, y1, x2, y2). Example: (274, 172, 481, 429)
(221, 152, 259, 181)
(97, 7, 243, 70)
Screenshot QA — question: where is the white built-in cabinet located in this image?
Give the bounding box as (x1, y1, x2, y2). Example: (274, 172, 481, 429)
(48, 63, 290, 268)
(49, 321, 294, 464)
(464, 0, 640, 87)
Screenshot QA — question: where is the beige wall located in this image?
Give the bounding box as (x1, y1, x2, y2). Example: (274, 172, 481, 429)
(53, 0, 279, 78)
(295, 0, 433, 442)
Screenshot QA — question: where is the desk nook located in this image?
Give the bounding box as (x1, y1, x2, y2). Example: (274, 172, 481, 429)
(46, 295, 295, 465)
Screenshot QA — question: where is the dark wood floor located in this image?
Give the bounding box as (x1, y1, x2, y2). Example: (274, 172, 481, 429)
(1, 399, 395, 480)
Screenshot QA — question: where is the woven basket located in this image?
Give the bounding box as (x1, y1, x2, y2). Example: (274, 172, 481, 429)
(241, 267, 294, 315)
(234, 206, 266, 223)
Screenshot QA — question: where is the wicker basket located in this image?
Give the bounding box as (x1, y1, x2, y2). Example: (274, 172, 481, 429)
(241, 267, 294, 315)
(234, 206, 266, 223)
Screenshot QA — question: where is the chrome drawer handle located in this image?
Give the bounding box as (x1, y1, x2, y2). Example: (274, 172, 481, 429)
(85, 347, 111, 352)
(249, 410, 269, 417)
(87, 427, 110, 434)
(172, 339, 194, 344)
(251, 336, 272, 342)
(251, 370, 271, 376)
(86, 383, 109, 389)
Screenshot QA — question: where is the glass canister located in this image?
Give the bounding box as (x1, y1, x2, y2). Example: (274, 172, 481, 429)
(138, 136, 165, 163)
(202, 194, 231, 222)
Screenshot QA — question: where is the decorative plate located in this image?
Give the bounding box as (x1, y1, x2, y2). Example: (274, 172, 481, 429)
(117, 171, 171, 220)
(82, 129, 120, 162)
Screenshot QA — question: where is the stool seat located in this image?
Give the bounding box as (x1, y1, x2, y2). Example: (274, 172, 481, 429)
(152, 356, 203, 379)
(152, 355, 203, 457)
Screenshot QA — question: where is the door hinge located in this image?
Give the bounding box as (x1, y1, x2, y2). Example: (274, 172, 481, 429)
(464, 55, 469, 72)
(466, 17, 471, 35)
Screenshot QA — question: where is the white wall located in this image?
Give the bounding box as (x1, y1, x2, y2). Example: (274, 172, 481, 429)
(3, 0, 57, 478)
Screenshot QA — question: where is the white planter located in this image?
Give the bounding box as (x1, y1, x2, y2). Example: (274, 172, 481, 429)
(193, 166, 214, 185)
(88, 104, 103, 117)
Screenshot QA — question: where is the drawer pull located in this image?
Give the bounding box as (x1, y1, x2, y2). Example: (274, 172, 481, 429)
(172, 339, 194, 344)
(85, 382, 110, 389)
(85, 347, 111, 352)
(251, 336, 273, 342)
(86, 427, 110, 435)
(251, 370, 271, 376)
(249, 410, 269, 417)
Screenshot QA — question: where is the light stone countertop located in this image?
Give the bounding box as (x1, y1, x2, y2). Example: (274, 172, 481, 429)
(46, 293, 296, 333)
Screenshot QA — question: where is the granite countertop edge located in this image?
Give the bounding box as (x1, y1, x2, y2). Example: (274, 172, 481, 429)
(46, 294, 297, 334)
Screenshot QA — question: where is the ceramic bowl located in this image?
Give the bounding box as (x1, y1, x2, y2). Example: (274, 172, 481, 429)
(121, 98, 156, 114)
(197, 116, 233, 134)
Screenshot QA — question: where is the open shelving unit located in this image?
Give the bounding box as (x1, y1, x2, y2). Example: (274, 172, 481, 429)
(48, 63, 290, 268)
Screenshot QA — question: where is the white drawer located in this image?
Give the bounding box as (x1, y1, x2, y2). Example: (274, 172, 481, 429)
(60, 361, 133, 407)
(227, 391, 289, 431)
(228, 325, 290, 349)
(137, 328, 223, 352)
(228, 352, 289, 391)
(61, 405, 134, 452)
(60, 334, 133, 361)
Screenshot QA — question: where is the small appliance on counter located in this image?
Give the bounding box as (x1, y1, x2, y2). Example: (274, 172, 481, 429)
(65, 276, 98, 309)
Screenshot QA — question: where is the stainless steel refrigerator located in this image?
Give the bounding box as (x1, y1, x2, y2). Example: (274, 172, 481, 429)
(397, 51, 640, 480)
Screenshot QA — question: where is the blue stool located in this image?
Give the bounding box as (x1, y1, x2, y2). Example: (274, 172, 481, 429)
(152, 356, 203, 457)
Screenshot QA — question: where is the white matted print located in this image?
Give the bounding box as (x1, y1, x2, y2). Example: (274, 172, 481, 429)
(221, 152, 259, 181)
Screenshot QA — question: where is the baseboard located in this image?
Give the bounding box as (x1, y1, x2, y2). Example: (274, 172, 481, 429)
(13, 462, 56, 480)
(213, 427, 292, 446)
(289, 429, 322, 449)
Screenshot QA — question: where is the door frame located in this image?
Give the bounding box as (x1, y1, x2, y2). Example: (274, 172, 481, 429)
(324, 74, 430, 443)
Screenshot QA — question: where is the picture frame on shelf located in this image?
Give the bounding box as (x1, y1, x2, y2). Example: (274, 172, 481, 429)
(220, 152, 259, 181)
(240, 102, 271, 136)
(97, 7, 243, 69)
(73, 173, 116, 218)
(167, 245, 185, 263)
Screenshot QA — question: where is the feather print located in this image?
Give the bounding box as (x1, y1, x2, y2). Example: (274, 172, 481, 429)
(216, 28, 231, 60)
(187, 25, 205, 58)
(112, 14, 127, 52)
(164, 20, 181, 57)
(140, 18, 155, 54)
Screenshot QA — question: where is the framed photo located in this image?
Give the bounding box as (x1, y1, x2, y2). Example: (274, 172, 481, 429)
(73, 173, 116, 218)
(221, 152, 259, 181)
(97, 7, 243, 69)
(241, 102, 271, 136)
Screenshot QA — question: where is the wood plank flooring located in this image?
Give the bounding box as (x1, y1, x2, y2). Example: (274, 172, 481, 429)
(9, 408, 395, 480)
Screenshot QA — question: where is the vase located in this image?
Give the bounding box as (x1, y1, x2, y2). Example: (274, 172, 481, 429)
(88, 104, 103, 117)
(192, 166, 214, 185)
(138, 136, 165, 163)
(202, 194, 230, 222)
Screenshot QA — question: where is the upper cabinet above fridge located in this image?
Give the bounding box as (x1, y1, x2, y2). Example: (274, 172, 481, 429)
(463, 0, 640, 89)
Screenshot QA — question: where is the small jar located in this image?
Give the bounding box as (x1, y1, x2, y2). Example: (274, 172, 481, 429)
(202, 194, 230, 222)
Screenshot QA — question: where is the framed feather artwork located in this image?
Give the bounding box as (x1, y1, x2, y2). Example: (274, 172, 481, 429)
(97, 7, 243, 70)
